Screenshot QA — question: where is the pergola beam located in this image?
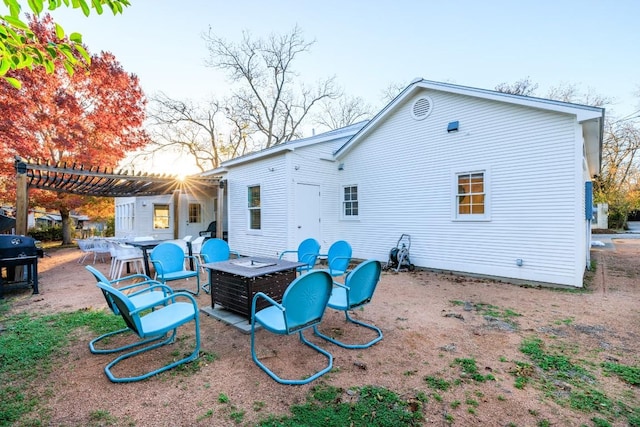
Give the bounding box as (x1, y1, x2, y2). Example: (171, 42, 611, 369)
(13, 156, 222, 236)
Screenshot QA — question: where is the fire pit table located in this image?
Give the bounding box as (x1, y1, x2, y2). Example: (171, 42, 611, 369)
(203, 257, 305, 320)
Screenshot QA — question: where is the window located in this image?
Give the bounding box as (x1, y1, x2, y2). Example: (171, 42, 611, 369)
(343, 185, 358, 218)
(456, 171, 486, 218)
(188, 203, 201, 224)
(153, 204, 170, 229)
(248, 185, 261, 230)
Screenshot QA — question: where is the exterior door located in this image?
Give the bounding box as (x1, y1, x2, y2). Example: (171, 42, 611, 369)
(295, 183, 321, 244)
(179, 198, 206, 239)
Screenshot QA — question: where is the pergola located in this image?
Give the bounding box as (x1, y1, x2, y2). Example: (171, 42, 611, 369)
(13, 156, 224, 238)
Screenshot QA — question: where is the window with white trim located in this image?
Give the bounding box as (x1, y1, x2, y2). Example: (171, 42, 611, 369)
(456, 171, 486, 219)
(153, 204, 170, 229)
(248, 185, 261, 230)
(343, 185, 358, 218)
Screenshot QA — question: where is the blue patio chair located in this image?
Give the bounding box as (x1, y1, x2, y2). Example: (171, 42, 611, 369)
(318, 240, 352, 281)
(85, 265, 173, 354)
(96, 281, 200, 382)
(314, 259, 383, 349)
(149, 241, 201, 295)
(199, 238, 240, 294)
(278, 238, 321, 274)
(251, 270, 333, 385)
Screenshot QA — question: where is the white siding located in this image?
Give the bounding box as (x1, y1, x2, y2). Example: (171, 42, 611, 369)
(333, 90, 587, 287)
(226, 136, 353, 257)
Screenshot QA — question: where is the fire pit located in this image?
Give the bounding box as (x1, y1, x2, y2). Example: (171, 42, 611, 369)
(0, 235, 43, 298)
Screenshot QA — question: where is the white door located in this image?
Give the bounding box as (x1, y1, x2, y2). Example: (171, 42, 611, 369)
(179, 199, 207, 240)
(295, 183, 321, 244)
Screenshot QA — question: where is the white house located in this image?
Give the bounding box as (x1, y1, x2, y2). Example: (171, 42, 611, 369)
(199, 79, 604, 288)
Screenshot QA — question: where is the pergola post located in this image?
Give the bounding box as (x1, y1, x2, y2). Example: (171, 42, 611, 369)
(173, 189, 181, 239)
(15, 159, 29, 236)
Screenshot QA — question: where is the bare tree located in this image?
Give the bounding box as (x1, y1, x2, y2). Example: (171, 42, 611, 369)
(203, 25, 340, 148)
(380, 81, 406, 105)
(143, 92, 251, 172)
(494, 77, 539, 96)
(314, 95, 373, 131)
(595, 118, 640, 227)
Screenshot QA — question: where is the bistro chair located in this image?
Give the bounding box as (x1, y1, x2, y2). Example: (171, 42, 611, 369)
(149, 242, 201, 295)
(96, 281, 200, 383)
(107, 241, 145, 280)
(317, 240, 352, 281)
(278, 238, 320, 274)
(250, 270, 333, 385)
(85, 265, 173, 354)
(199, 238, 239, 293)
(313, 259, 383, 349)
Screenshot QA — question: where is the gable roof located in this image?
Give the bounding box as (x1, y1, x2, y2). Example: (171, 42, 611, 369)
(334, 79, 605, 177)
(201, 121, 368, 175)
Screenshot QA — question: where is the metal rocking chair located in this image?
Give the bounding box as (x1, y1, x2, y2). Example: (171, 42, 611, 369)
(250, 270, 333, 385)
(149, 242, 201, 296)
(314, 259, 383, 349)
(85, 265, 173, 354)
(96, 281, 201, 382)
(279, 238, 321, 274)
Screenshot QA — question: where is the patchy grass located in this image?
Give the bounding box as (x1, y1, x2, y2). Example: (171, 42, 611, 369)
(257, 384, 424, 426)
(0, 309, 123, 426)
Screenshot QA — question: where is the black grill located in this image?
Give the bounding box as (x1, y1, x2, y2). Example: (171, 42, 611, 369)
(0, 235, 43, 297)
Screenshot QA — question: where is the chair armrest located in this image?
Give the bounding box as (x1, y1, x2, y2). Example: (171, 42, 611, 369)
(278, 250, 297, 260)
(131, 291, 198, 314)
(251, 291, 283, 317)
(118, 280, 166, 293)
(128, 282, 174, 297)
(331, 281, 348, 289)
(230, 250, 240, 259)
(184, 255, 200, 270)
(150, 259, 164, 276)
(110, 273, 153, 284)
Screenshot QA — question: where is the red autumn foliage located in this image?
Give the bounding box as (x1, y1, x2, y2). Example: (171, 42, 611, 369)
(0, 14, 149, 242)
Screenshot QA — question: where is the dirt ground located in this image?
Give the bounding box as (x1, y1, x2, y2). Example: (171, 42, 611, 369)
(4, 239, 640, 426)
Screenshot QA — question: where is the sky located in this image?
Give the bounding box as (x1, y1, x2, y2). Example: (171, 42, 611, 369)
(48, 0, 640, 170)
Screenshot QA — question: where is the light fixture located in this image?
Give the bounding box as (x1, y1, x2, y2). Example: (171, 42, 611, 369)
(447, 121, 459, 133)
(219, 180, 225, 189)
(338, 163, 344, 171)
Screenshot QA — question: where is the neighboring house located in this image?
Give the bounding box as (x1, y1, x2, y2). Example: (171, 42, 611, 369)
(118, 79, 604, 288)
(204, 79, 604, 288)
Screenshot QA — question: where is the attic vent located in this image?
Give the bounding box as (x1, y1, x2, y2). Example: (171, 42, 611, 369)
(411, 96, 433, 120)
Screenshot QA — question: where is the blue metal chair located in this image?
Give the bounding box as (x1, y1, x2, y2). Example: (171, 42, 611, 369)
(199, 238, 240, 294)
(85, 265, 173, 354)
(318, 240, 352, 280)
(314, 259, 383, 349)
(251, 270, 333, 385)
(150, 242, 201, 295)
(96, 281, 200, 383)
(279, 238, 321, 274)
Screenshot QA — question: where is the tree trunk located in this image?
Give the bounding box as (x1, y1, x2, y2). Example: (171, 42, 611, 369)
(60, 207, 73, 245)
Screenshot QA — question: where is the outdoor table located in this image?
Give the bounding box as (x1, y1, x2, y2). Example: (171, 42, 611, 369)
(203, 257, 305, 320)
(126, 239, 194, 277)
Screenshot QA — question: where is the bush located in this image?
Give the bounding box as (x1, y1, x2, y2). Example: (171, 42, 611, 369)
(28, 226, 63, 242)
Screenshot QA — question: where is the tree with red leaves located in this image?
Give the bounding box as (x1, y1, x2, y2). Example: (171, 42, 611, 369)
(0, 14, 149, 244)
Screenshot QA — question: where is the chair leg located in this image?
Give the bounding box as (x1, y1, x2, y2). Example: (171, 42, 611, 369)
(89, 328, 166, 354)
(251, 327, 333, 385)
(313, 311, 383, 349)
(104, 320, 200, 383)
